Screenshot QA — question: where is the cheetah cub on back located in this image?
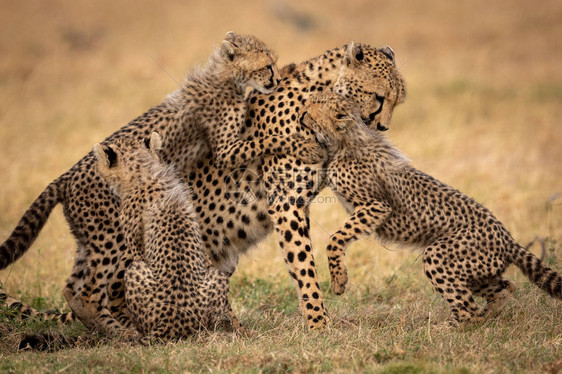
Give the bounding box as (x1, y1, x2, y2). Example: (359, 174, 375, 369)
(160, 31, 323, 171)
(94, 133, 238, 340)
(301, 93, 562, 324)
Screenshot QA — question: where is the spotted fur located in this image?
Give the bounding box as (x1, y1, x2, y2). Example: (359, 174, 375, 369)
(301, 93, 562, 324)
(93, 133, 238, 340)
(0, 41, 406, 331)
(0, 32, 319, 334)
(180, 42, 406, 329)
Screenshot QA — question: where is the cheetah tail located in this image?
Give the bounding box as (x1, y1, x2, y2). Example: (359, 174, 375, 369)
(0, 288, 77, 324)
(18, 331, 95, 352)
(0, 175, 66, 270)
(511, 244, 562, 299)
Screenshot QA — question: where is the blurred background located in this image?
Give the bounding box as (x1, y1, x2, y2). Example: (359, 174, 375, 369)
(0, 0, 560, 307)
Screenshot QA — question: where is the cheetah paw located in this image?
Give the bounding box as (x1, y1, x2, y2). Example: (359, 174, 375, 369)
(294, 137, 326, 164)
(307, 312, 330, 330)
(118, 328, 144, 343)
(330, 269, 348, 295)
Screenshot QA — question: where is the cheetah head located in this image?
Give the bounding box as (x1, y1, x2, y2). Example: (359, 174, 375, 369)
(93, 132, 163, 197)
(300, 92, 362, 150)
(334, 42, 406, 131)
(219, 31, 280, 94)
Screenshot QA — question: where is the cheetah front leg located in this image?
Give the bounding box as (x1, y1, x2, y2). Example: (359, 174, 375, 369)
(203, 265, 243, 332)
(269, 205, 329, 329)
(327, 203, 391, 295)
(207, 113, 324, 170)
(262, 158, 329, 330)
(213, 133, 324, 169)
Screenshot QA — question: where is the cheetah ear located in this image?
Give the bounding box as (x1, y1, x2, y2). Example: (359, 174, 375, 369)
(93, 143, 105, 164)
(224, 31, 238, 42)
(221, 40, 239, 61)
(379, 45, 395, 65)
(93, 143, 118, 169)
(149, 132, 162, 154)
(336, 119, 355, 131)
(279, 63, 296, 77)
(345, 42, 364, 66)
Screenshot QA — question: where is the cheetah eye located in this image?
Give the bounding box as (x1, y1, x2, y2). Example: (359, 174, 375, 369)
(335, 114, 346, 120)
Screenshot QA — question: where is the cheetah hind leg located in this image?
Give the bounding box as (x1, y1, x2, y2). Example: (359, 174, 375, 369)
(439, 281, 480, 326)
(107, 248, 141, 330)
(472, 279, 516, 321)
(63, 242, 142, 341)
(423, 253, 480, 325)
(123, 260, 158, 341)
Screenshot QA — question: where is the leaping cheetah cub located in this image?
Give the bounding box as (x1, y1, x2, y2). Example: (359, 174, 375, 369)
(301, 93, 562, 324)
(93, 133, 239, 340)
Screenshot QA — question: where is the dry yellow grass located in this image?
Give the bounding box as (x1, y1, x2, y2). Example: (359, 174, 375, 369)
(0, 0, 561, 372)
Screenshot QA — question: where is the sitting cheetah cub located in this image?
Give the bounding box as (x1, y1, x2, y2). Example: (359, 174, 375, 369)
(94, 133, 239, 340)
(301, 93, 562, 324)
(0, 32, 323, 336)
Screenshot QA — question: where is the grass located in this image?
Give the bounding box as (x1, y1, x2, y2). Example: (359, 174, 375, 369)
(1, 0, 561, 372)
(2, 269, 561, 372)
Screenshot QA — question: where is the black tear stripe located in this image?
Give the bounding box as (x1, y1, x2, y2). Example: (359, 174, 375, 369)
(373, 94, 385, 116)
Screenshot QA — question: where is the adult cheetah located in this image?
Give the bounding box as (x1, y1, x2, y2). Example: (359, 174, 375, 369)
(0, 32, 321, 335)
(300, 93, 562, 324)
(0, 41, 406, 331)
(173, 42, 406, 329)
(93, 133, 238, 340)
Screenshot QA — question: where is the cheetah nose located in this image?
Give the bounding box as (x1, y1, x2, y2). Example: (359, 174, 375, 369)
(376, 123, 388, 131)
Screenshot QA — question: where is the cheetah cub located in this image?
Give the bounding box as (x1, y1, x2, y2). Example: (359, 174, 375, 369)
(160, 31, 323, 171)
(301, 93, 562, 324)
(94, 133, 239, 340)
